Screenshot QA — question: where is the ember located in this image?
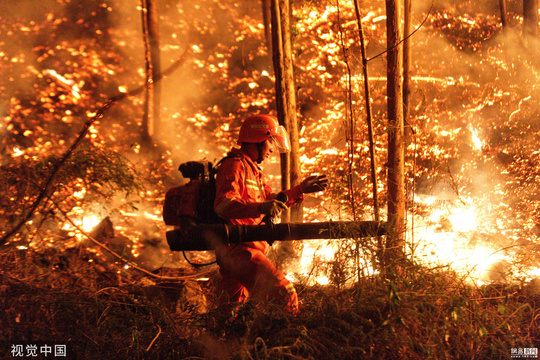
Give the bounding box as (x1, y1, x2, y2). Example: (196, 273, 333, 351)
(2, 0, 540, 357)
(0, 0, 539, 288)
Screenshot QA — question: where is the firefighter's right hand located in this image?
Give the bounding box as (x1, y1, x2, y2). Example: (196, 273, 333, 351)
(259, 199, 288, 218)
(301, 174, 328, 194)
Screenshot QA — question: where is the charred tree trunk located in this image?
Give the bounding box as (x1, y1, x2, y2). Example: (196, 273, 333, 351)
(385, 0, 406, 268)
(141, 0, 161, 142)
(523, 0, 539, 35)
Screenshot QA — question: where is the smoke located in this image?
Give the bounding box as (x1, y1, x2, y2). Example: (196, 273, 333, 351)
(416, 0, 507, 17)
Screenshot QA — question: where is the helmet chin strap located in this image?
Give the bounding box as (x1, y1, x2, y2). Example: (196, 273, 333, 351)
(255, 142, 264, 164)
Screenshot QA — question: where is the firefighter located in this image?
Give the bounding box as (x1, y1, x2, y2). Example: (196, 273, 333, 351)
(214, 114, 328, 314)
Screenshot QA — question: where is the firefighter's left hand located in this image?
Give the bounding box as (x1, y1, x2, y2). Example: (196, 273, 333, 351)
(301, 175, 328, 194)
(259, 199, 288, 218)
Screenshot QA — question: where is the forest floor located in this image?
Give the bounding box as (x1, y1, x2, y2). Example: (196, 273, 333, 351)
(1, 245, 539, 360)
(1, 0, 540, 358)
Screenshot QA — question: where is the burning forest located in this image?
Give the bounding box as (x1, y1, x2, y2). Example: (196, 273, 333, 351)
(1, 0, 540, 358)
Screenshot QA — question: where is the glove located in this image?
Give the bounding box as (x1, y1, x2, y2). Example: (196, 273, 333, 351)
(300, 175, 328, 194)
(259, 199, 288, 218)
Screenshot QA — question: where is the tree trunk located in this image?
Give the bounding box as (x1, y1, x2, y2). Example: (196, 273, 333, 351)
(385, 0, 406, 268)
(523, 0, 539, 35)
(353, 0, 379, 222)
(500, 0, 508, 29)
(140, 0, 161, 141)
(403, 0, 412, 146)
(271, 0, 302, 268)
(271, 0, 301, 222)
(337, 0, 358, 221)
(262, 0, 273, 54)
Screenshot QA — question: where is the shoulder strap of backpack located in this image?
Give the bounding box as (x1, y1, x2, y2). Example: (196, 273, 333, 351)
(214, 152, 243, 168)
(211, 153, 245, 181)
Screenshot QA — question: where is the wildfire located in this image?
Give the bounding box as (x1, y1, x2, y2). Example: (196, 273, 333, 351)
(1, 0, 539, 294)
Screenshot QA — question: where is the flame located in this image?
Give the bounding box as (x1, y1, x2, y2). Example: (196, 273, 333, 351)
(413, 228, 508, 285)
(448, 207, 477, 232)
(285, 241, 337, 285)
(61, 207, 101, 241)
(286, 238, 377, 286)
(470, 126, 483, 151)
(410, 194, 540, 284)
(287, 192, 537, 287)
(80, 215, 101, 232)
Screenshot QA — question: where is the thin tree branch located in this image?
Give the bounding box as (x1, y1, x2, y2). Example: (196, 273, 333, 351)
(368, 0, 433, 62)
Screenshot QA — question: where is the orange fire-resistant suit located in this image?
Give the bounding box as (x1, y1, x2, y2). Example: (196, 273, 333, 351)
(214, 148, 304, 314)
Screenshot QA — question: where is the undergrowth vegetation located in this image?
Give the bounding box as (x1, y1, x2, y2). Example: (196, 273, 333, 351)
(2, 0, 540, 359)
(1, 246, 538, 359)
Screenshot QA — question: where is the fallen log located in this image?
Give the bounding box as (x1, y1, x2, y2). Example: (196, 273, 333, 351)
(166, 221, 387, 251)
